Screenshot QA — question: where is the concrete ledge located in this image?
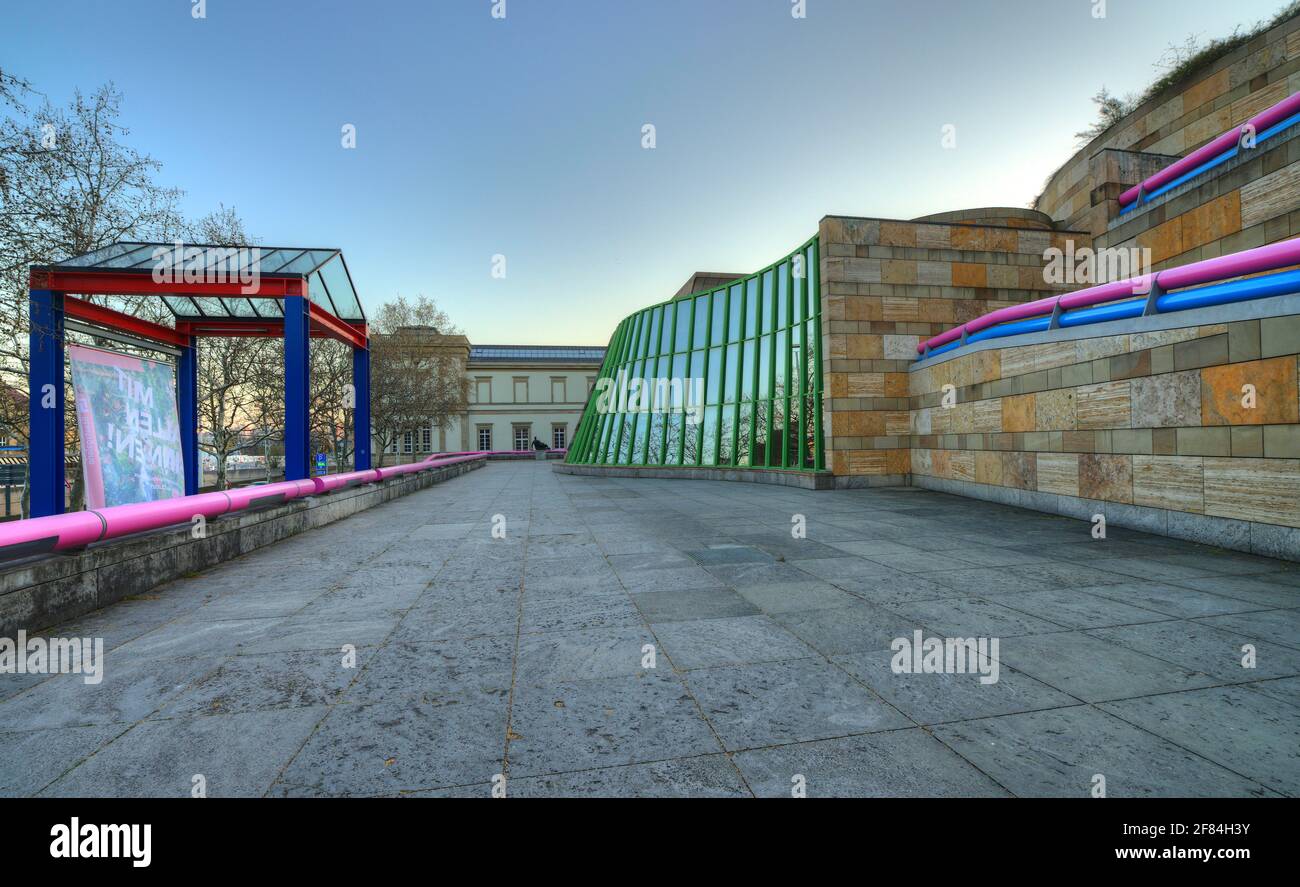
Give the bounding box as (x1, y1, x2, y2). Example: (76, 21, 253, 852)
(912, 473, 1300, 563)
(552, 462, 835, 490)
(0, 458, 484, 637)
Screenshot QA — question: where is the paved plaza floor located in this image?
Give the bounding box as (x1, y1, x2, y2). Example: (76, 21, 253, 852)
(1, 461, 1297, 797)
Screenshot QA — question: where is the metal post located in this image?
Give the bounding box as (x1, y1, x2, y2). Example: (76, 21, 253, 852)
(284, 295, 311, 481)
(352, 344, 371, 471)
(28, 289, 65, 517)
(178, 334, 199, 494)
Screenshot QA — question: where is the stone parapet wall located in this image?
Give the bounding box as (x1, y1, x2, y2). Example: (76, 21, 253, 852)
(0, 458, 484, 637)
(908, 299, 1300, 558)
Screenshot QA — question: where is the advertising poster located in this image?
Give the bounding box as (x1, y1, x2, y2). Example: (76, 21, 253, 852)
(68, 344, 184, 509)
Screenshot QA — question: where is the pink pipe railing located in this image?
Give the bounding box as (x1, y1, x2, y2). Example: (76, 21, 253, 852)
(1119, 91, 1300, 207)
(0, 452, 487, 560)
(918, 237, 1300, 355)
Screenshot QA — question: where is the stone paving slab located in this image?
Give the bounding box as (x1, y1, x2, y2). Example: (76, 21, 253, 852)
(1, 461, 1297, 797)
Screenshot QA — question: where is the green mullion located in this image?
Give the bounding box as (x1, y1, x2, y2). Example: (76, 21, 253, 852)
(764, 273, 777, 468)
(639, 307, 664, 465)
(613, 312, 644, 463)
(596, 322, 626, 463)
(790, 262, 800, 470)
(748, 281, 761, 467)
(675, 296, 695, 466)
(694, 295, 712, 467)
(714, 287, 728, 465)
(728, 286, 743, 466)
(811, 238, 825, 471)
(781, 260, 793, 469)
(593, 319, 629, 462)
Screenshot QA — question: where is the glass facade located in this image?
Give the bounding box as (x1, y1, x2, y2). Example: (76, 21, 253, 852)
(566, 236, 823, 472)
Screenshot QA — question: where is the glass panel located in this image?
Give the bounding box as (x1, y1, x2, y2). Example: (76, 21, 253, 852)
(806, 245, 818, 319)
(777, 263, 789, 329)
(701, 408, 718, 466)
(711, 291, 725, 346)
(758, 336, 772, 399)
(670, 353, 687, 411)
(647, 413, 665, 465)
(674, 300, 691, 352)
(727, 284, 742, 342)
(745, 278, 758, 338)
(693, 295, 709, 346)
(775, 330, 789, 399)
(706, 348, 723, 403)
(318, 255, 362, 319)
(740, 339, 755, 400)
(736, 402, 753, 467)
(753, 398, 769, 467)
(771, 397, 786, 468)
(718, 405, 735, 465)
(762, 270, 775, 333)
(724, 343, 739, 402)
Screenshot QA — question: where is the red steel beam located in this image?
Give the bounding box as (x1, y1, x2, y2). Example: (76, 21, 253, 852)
(308, 302, 368, 349)
(64, 296, 191, 347)
(31, 269, 307, 298)
(177, 308, 367, 349)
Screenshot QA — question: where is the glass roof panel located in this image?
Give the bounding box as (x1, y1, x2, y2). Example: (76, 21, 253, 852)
(41, 242, 364, 323)
(316, 253, 363, 320)
(57, 242, 148, 268)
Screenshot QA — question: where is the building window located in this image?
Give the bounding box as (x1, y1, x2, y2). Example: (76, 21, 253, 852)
(551, 377, 566, 403)
(513, 377, 529, 403)
(419, 426, 432, 453)
(402, 432, 413, 454)
(477, 426, 492, 451)
(513, 426, 530, 451)
(552, 424, 566, 449)
(475, 378, 491, 404)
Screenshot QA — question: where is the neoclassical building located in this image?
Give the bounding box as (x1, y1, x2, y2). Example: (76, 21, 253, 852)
(378, 335, 605, 459)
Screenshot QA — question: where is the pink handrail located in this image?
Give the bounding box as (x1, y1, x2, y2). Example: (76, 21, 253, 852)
(0, 452, 487, 559)
(1119, 91, 1300, 207)
(918, 237, 1300, 355)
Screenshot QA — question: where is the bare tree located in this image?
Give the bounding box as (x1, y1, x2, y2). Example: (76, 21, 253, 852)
(185, 205, 285, 489)
(369, 295, 468, 464)
(0, 81, 183, 513)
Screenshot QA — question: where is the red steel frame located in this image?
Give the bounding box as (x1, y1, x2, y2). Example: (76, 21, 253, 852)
(26, 267, 370, 517)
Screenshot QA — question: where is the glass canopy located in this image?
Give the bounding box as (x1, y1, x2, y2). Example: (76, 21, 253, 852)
(38, 241, 365, 322)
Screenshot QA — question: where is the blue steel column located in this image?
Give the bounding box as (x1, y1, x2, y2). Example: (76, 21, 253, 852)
(28, 289, 65, 516)
(284, 295, 310, 481)
(352, 345, 371, 471)
(178, 334, 199, 494)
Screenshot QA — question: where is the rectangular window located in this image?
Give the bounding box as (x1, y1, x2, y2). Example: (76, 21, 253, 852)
(551, 377, 566, 402)
(513, 377, 528, 403)
(402, 432, 413, 454)
(419, 426, 432, 452)
(477, 426, 492, 451)
(514, 426, 530, 450)
(552, 424, 567, 449)
(475, 378, 491, 404)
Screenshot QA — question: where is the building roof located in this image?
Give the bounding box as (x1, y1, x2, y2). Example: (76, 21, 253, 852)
(469, 345, 606, 364)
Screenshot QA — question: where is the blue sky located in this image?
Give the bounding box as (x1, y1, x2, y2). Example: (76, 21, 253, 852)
(1, 0, 1288, 344)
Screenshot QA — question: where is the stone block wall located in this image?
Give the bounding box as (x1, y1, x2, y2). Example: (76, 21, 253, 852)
(1036, 12, 1300, 236)
(908, 301, 1300, 559)
(1098, 120, 1300, 264)
(818, 211, 1087, 482)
